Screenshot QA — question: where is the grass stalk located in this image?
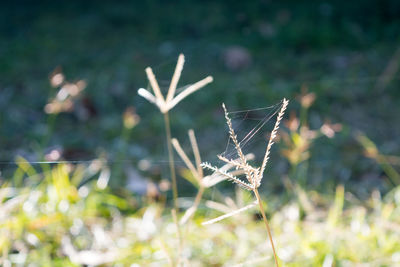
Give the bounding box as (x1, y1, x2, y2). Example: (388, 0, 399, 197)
(171, 208, 183, 265)
(138, 54, 212, 210)
(253, 187, 279, 267)
(202, 100, 288, 264)
(182, 185, 204, 223)
(164, 112, 178, 210)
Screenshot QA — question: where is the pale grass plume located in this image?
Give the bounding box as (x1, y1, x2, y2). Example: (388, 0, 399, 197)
(202, 200, 258, 225)
(201, 153, 255, 188)
(203, 191, 257, 225)
(222, 103, 248, 167)
(259, 98, 289, 183)
(172, 129, 204, 225)
(138, 54, 213, 114)
(205, 200, 233, 214)
(201, 98, 289, 267)
(137, 53, 213, 211)
(172, 129, 253, 225)
(202, 99, 289, 191)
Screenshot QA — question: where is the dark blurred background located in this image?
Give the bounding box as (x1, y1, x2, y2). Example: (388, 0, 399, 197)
(1, 0, 400, 196)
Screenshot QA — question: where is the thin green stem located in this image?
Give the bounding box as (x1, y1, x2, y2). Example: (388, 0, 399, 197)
(377, 154, 400, 185)
(300, 106, 308, 127)
(41, 113, 57, 153)
(164, 112, 178, 210)
(253, 188, 279, 267)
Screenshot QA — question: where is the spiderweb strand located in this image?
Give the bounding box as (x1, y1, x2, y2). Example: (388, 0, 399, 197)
(0, 102, 285, 167)
(222, 101, 283, 160)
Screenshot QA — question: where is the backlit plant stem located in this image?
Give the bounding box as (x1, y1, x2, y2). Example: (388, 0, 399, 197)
(138, 54, 212, 211)
(201, 99, 288, 266)
(164, 112, 178, 210)
(189, 185, 204, 220)
(253, 187, 279, 267)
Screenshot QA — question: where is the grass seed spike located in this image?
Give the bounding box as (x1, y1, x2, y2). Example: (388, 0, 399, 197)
(201, 98, 289, 267)
(138, 54, 213, 210)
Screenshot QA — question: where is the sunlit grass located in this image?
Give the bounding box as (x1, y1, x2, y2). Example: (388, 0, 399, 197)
(1, 159, 400, 266)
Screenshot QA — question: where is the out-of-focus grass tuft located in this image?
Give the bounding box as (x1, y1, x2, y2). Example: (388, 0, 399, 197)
(1, 159, 400, 266)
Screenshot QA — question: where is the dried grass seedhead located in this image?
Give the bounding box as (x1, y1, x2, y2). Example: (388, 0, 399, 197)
(137, 54, 213, 211)
(138, 54, 213, 113)
(201, 99, 289, 267)
(202, 98, 289, 190)
(172, 129, 254, 225)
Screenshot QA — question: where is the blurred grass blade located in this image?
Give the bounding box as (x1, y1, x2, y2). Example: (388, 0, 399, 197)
(357, 133, 400, 185)
(328, 184, 344, 227)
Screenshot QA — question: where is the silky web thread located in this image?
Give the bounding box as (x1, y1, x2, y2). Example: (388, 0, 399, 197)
(203, 100, 283, 220)
(0, 101, 284, 168)
(221, 101, 283, 161)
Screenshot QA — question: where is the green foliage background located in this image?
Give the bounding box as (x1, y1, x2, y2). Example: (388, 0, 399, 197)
(1, 1, 400, 266)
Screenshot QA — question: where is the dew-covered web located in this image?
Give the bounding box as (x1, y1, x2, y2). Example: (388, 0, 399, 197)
(220, 100, 284, 163)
